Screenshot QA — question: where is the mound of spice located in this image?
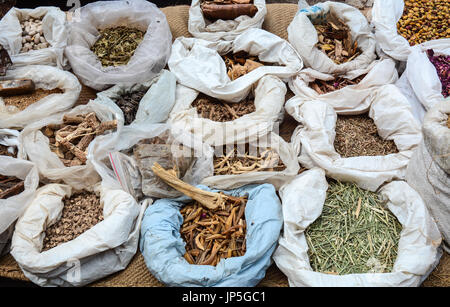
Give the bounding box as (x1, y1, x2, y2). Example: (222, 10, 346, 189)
(192, 93, 256, 122)
(19, 16, 50, 53)
(334, 114, 399, 158)
(314, 14, 362, 64)
(42, 112, 117, 167)
(113, 90, 147, 125)
(397, 0, 449, 46)
(310, 74, 367, 94)
(2, 88, 63, 111)
(42, 191, 103, 251)
(181, 197, 247, 266)
(0, 174, 24, 199)
(427, 49, 449, 98)
(214, 144, 286, 175)
(201, 0, 258, 21)
(91, 26, 146, 67)
(306, 181, 402, 275)
(222, 51, 265, 80)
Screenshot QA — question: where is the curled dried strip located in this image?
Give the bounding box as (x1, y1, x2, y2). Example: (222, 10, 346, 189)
(310, 74, 367, 94)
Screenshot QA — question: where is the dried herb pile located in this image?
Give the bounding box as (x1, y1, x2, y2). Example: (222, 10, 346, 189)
(305, 181, 402, 275)
(0, 144, 17, 157)
(42, 192, 103, 251)
(223, 51, 265, 80)
(314, 14, 361, 64)
(214, 144, 286, 175)
(0, 174, 24, 199)
(91, 27, 146, 67)
(2, 88, 63, 111)
(192, 93, 256, 122)
(310, 74, 367, 94)
(201, 0, 257, 21)
(334, 114, 399, 158)
(42, 112, 117, 167)
(181, 197, 247, 266)
(113, 90, 147, 125)
(427, 49, 449, 98)
(397, 0, 449, 46)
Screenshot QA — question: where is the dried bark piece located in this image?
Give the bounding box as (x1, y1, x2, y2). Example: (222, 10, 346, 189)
(201, 1, 257, 21)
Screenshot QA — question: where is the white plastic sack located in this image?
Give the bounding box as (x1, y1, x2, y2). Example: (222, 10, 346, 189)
(0, 65, 81, 129)
(273, 168, 442, 287)
(0, 6, 68, 68)
(168, 28, 303, 102)
(201, 132, 300, 190)
(0, 128, 20, 155)
(10, 183, 147, 287)
(395, 39, 450, 123)
(0, 157, 39, 255)
(188, 0, 267, 42)
(288, 84, 422, 191)
(140, 183, 282, 287)
(169, 75, 286, 146)
(64, 0, 172, 91)
(18, 100, 124, 190)
(287, 1, 376, 76)
(89, 122, 214, 200)
(406, 99, 450, 252)
(94, 69, 177, 126)
(288, 59, 398, 114)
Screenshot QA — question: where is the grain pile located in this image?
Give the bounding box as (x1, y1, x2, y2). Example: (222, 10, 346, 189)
(42, 192, 103, 251)
(113, 90, 147, 125)
(201, 0, 258, 21)
(42, 112, 117, 167)
(309, 74, 367, 94)
(192, 94, 256, 122)
(306, 181, 402, 275)
(2, 88, 63, 111)
(222, 51, 265, 80)
(314, 14, 362, 64)
(397, 0, 449, 46)
(91, 27, 146, 67)
(214, 145, 286, 175)
(19, 16, 49, 53)
(334, 114, 399, 158)
(181, 197, 247, 266)
(0, 174, 24, 199)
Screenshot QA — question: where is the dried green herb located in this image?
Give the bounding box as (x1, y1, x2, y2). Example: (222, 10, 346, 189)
(305, 181, 402, 275)
(91, 26, 146, 67)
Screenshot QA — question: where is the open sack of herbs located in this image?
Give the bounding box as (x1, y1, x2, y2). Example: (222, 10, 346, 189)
(10, 182, 143, 286)
(273, 169, 442, 286)
(372, 0, 449, 61)
(289, 85, 422, 191)
(0, 7, 67, 67)
(140, 163, 282, 286)
(189, 0, 266, 42)
(168, 29, 302, 102)
(287, 2, 376, 75)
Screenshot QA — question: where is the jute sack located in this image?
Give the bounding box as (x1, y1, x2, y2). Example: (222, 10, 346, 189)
(10, 182, 147, 287)
(288, 59, 398, 114)
(406, 98, 450, 253)
(288, 84, 422, 192)
(89, 122, 214, 200)
(287, 1, 376, 76)
(169, 75, 286, 146)
(396, 39, 450, 123)
(273, 168, 442, 287)
(168, 28, 303, 102)
(65, 0, 172, 91)
(0, 65, 81, 129)
(188, 0, 267, 42)
(0, 6, 68, 68)
(0, 157, 39, 256)
(93, 69, 177, 126)
(201, 132, 300, 190)
(18, 100, 124, 190)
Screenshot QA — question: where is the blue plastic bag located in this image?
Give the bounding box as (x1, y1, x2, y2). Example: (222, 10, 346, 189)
(139, 184, 282, 287)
